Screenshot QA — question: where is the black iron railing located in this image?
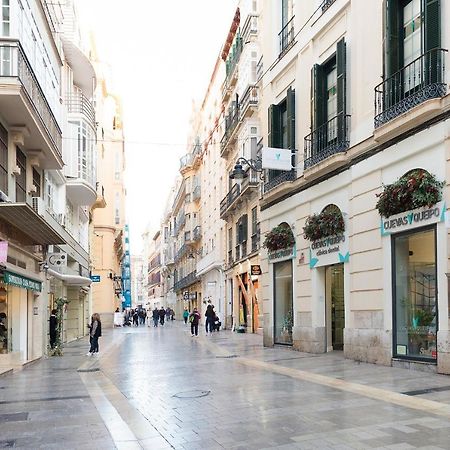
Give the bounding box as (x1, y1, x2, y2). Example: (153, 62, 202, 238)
(264, 169, 296, 194)
(279, 16, 295, 56)
(66, 91, 95, 128)
(240, 85, 259, 116)
(374, 48, 447, 128)
(174, 244, 188, 263)
(251, 224, 260, 253)
(193, 225, 201, 241)
(241, 14, 258, 43)
(0, 41, 62, 156)
(304, 113, 351, 169)
(173, 271, 198, 291)
(220, 168, 259, 217)
(220, 107, 240, 154)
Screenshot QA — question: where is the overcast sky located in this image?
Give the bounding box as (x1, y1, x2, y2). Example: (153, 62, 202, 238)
(77, 0, 237, 254)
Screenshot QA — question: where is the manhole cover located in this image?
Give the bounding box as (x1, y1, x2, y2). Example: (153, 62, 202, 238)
(216, 355, 238, 359)
(173, 390, 210, 399)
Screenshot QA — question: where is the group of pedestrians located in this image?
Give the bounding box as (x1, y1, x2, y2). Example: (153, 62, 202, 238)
(151, 306, 175, 327)
(185, 303, 221, 337)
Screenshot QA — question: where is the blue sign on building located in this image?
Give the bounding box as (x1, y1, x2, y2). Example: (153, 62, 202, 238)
(122, 224, 132, 309)
(90, 275, 101, 282)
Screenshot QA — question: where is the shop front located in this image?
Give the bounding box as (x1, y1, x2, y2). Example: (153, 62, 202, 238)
(381, 201, 444, 363)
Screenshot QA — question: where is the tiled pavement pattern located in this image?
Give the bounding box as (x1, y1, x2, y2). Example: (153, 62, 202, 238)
(2, 324, 450, 449)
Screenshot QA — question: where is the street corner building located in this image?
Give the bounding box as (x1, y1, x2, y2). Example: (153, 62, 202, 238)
(257, 0, 450, 374)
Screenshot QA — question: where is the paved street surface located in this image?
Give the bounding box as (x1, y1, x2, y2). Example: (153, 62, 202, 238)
(2, 323, 450, 449)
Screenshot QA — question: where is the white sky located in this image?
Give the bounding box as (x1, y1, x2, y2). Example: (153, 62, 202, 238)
(76, 0, 237, 254)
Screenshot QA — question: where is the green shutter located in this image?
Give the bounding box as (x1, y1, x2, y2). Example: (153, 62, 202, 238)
(336, 38, 346, 142)
(286, 87, 295, 150)
(424, 0, 441, 84)
(311, 64, 325, 132)
(268, 104, 281, 148)
(385, 0, 400, 78)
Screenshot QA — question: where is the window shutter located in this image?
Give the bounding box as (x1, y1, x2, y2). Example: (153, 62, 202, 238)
(242, 214, 248, 242)
(385, 0, 400, 78)
(268, 104, 281, 148)
(336, 38, 347, 143)
(424, 0, 441, 84)
(286, 87, 295, 150)
(311, 64, 325, 132)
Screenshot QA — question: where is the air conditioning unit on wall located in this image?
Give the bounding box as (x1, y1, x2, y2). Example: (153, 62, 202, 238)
(31, 197, 45, 217)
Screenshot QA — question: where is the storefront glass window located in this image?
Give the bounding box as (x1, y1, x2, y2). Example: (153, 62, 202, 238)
(274, 260, 293, 345)
(0, 283, 7, 353)
(393, 228, 437, 360)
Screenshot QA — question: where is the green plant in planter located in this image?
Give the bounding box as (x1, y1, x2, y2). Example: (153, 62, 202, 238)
(303, 208, 345, 241)
(48, 297, 70, 357)
(263, 223, 295, 252)
(376, 169, 444, 218)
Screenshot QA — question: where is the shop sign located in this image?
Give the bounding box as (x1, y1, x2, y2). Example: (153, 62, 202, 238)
(189, 292, 197, 300)
(3, 271, 42, 292)
(309, 233, 349, 269)
(0, 241, 8, 264)
(90, 275, 101, 282)
(47, 252, 67, 273)
(251, 265, 262, 276)
(268, 246, 296, 263)
(183, 291, 189, 300)
(380, 201, 445, 236)
(262, 147, 292, 171)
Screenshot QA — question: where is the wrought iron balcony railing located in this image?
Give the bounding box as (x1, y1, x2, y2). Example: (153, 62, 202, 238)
(374, 48, 447, 128)
(193, 225, 201, 242)
(304, 113, 351, 169)
(241, 14, 258, 43)
(192, 184, 201, 202)
(279, 16, 295, 56)
(173, 271, 198, 292)
(66, 91, 95, 128)
(220, 107, 240, 153)
(264, 169, 296, 194)
(180, 153, 193, 171)
(220, 168, 259, 217)
(225, 34, 243, 82)
(240, 85, 259, 117)
(0, 41, 62, 156)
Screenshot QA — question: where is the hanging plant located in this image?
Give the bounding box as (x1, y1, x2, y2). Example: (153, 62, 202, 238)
(303, 207, 345, 241)
(48, 297, 70, 357)
(263, 223, 295, 252)
(376, 169, 444, 218)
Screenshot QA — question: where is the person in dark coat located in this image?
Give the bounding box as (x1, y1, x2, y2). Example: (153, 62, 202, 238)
(152, 307, 159, 327)
(49, 309, 57, 348)
(87, 313, 102, 356)
(205, 304, 215, 335)
(132, 310, 139, 327)
(190, 308, 200, 337)
(159, 307, 166, 326)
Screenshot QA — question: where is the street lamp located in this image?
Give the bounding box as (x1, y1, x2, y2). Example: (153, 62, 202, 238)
(229, 156, 264, 186)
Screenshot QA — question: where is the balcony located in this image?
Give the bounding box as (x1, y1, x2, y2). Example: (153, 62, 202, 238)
(264, 170, 296, 194)
(180, 153, 194, 173)
(220, 168, 259, 219)
(241, 14, 258, 44)
(0, 40, 62, 169)
(174, 244, 188, 263)
(225, 34, 243, 86)
(279, 16, 295, 57)
(321, 0, 337, 13)
(66, 91, 95, 130)
(173, 270, 198, 292)
(240, 85, 259, 119)
(374, 48, 447, 129)
(174, 213, 186, 237)
(251, 225, 260, 253)
(220, 107, 240, 157)
(304, 113, 351, 170)
(193, 225, 201, 242)
(192, 184, 201, 202)
(92, 184, 106, 210)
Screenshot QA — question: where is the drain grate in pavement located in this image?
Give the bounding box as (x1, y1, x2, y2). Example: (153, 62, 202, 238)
(0, 440, 15, 448)
(0, 413, 28, 423)
(216, 355, 238, 359)
(173, 390, 210, 399)
(402, 385, 450, 396)
(0, 395, 89, 405)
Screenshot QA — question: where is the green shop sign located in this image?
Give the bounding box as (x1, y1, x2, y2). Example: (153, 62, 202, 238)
(3, 271, 42, 292)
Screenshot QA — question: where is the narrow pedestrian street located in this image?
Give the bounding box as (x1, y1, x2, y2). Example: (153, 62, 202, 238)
(1, 324, 450, 450)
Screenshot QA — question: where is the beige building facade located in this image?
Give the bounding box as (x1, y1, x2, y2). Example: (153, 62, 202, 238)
(258, 0, 450, 374)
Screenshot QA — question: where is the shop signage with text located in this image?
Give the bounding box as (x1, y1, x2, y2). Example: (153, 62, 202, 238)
(309, 233, 349, 269)
(3, 271, 42, 292)
(251, 265, 262, 276)
(381, 201, 445, 236)
(268, 246, 296, 263)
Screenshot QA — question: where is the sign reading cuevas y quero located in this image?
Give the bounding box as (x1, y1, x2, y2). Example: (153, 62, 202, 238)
(380, 201, 445, 236)
(3, 271, 42, 292)
(309, 233, 349, 269)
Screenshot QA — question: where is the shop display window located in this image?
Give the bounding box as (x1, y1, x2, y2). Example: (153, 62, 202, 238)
(274, 260, 293, 345)
(0, 283, 8, 354)
(393, 227, 437, 360)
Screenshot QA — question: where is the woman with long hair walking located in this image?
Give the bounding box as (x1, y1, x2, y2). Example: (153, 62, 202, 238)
(87, 313, 102, 356)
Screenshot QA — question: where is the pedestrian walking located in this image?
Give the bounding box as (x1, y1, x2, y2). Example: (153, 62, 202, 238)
(87, 313, 101, 356)
(189, 308, 200, 337)
(165, 307, 171, 324)
(205, 304, 215, 335)
(152, 307, 159, 327)
(183, 308, 189, 325)
(132, 309, 139, 327)
(159, 307, 166, 326)
(49, 309, 57, 349)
